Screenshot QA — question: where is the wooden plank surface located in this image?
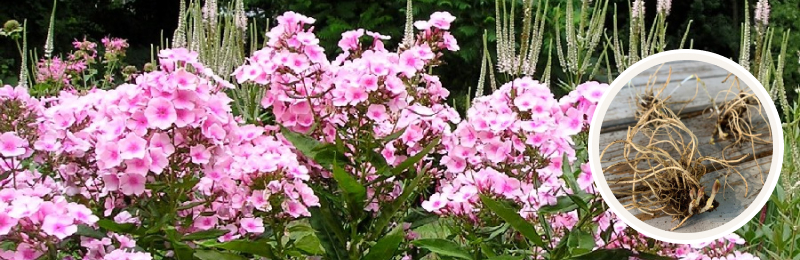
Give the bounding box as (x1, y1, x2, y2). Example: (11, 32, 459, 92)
(602, 61, 739, 128)
(597, 60, 774, 233)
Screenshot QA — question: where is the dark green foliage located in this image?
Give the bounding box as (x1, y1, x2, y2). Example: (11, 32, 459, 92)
(769, 0, 800, 101)
(6, 0, 793, 106)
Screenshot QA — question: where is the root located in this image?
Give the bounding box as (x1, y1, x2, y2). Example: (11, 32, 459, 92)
(709, 73, 772, 184)
(603, 68, 749, 231)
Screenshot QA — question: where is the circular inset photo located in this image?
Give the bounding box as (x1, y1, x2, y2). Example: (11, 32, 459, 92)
(588, 50, 784, 244)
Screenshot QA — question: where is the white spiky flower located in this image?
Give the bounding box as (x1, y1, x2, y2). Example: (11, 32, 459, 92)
(657, 0, 671, 16)
(755, 0, 770, 26)
(631, 0, 645, 19)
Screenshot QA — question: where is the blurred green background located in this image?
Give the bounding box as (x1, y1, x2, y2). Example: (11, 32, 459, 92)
(1, 0, 798, 99)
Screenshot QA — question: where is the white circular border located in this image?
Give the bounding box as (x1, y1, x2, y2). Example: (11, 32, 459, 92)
(588, 50, 784, 244)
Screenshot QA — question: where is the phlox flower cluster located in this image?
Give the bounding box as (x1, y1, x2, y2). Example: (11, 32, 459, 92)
(1, 47, 318, 258)
(40, 48, 317, 233)
(235, 11, 461, 212)
(423, 79, 604, 220)
(0, 85, 42, 171)
(603, 229, 757, 260)
(681, 234, 758, 260)
(0, 169, 100, 260)
(421, 77, 758, 259)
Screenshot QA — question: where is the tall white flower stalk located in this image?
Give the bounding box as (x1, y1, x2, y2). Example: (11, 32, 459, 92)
(170, 0, 262, 123)
(608, 0, 690, 80)
(554, 0, 609, 89)
(401, 0, 414, 49)
(494, 0, 548, 78)
(43, 0, 56, 59)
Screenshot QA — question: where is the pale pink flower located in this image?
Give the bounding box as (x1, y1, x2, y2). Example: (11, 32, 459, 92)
(119, 133, 147, 160)
(413, 21, 431, 30)
(172, 68, 199, 90)
(577, 163, 595, 192)
(577, 81, 608, 103)
(190, 144, 211, 164)
(0, 132, 27, 157)
(367, 104, 389, 121)
(194, 215, 218, 230)
(422, 193, 448, 212)
(0, 212, 18, 235)
(283, 200, 311, 218)
(114, 234, 138, 248)
(338, 29, 364, 52)
(41, 215, 78, 239)
(67, 203, 99, 225)
(148, 132, 175, 155)
(144, 97, 177, 129)
(240, 217, 265, 233)
(558, 107, 583, 136)
(125, 157, 152, 175)
(12, 243, 42, 260)
(148, 149, 169, 174)
(429, 12, 456, 30)
(119, 172, 146, 195)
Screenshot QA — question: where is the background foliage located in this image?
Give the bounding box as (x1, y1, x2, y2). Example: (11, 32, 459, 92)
(4, 0, 797, 102)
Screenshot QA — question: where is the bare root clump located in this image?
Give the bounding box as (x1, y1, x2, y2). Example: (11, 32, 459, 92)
(604, 67, 749, 231)
(632, 65, 698, 135)
(709, 73, 772, 183)
(603, 116, 747, 231)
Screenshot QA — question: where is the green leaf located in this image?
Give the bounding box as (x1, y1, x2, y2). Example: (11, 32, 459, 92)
(539, 193, 593, 215)
(182, 229, 230, 241)
(369, 168, 427, 241)
(479, 195, 545, 249)
(487, 256, 524, 260)
(561, 153, 582, 192)
(381, 126, 407, 143)
(177, 201, 206, 210)
(568, 249, 673, 260)
(313, 144, 349, 170)
(568, 194, 590, 212)
(75, 224, 105, 239)
(214, 240, 273, 257)
(362, 227, 404, 260)
(368, 150, 392, 177)
(488, 223, 510, 240)
(480, 244, 497, 258)
(281, 126, 346, 170)
(407, 211, 440, 229)
(412, 239, 473, 260)
(0, 171, 11, 181)
(281, 126, 322, 155)
(172, 241, 195, 260)
(309, 206, 348, 260)
(332, 159, 367, 206)
(391, 136, 440, 175)
(288, 222, 316, 236)
(568, 249, 632, 260)
(633, 252, 674, 260)
(295, 234, 325, 256)
(194, 250, 246, 260)
(176, 177, 201, 190)
(97, 219, 138, 234)
(566, 230, 595, 255)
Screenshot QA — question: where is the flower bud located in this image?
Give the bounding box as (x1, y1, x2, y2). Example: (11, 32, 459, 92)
(2, 20, 20, 33)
